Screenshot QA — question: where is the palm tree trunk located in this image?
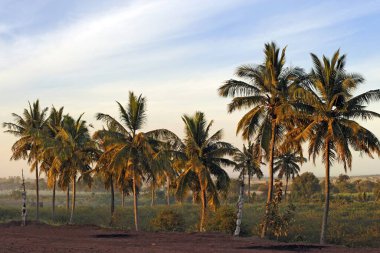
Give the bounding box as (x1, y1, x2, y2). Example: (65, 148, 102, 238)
(69, 176, 76, 224)
(248, 173, 251, 203)
(52, 177, 56, 219)
(234, 176, 245, 236)
(166, 175, 170, 206)
(284, 176, 289, 201)
(200, 188, 207, 232)
(110, 176, 115, 217)
(320, 140, 330, 244)
(151, 183, 155, 207)
(261, 120, 276, 238)
(192, 191, 197, 204)
(121, 190, 125, 208)
(66, 184, 70, 214)
(35, 162, 40, 222)
(132, 169, 139, 231)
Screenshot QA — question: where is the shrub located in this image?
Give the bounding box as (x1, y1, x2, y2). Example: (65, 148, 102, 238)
(262, 180, 296, 240)
(292, 172, 321, 200)
(205, 205, 236, 234)
(10, 190, 22, 200)
(373, 183, 380, 201)
(150, 209, 185, 232)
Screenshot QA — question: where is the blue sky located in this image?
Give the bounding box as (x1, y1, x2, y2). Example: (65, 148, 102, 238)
(1, 0, 380, 178)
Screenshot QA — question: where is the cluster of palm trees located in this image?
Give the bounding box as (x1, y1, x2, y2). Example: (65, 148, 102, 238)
(3, 42, 380, 244)
(3, 92, 237, 232)
(219, 42, 380, 243)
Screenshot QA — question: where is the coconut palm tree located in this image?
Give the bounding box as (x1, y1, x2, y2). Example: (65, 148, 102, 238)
(233, 141, 263, 202)
(3, 100, 48, 221)
(95, 91, 180, 231)
(176, 111, 237, 231)
(40, 106, 65, 218)
(273, 151, 305, 200)
(93, 137, 116, 218)
(152, 141, 182, 206)
(294, 50, 380, 244)
(46, 114, 95, 223)
(218, 42, 305, 237)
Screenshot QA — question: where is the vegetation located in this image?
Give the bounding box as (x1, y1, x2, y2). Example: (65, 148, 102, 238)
(218, 42, 306, 237)
(3, 100, 49, 221)
(176, 111, 236, 231)
(291, 172, 321, 200)
(2, 42, 380, 247)
(262, 180, 296, 240)
(273, 152, 305, 200)
(291, 50, 380, 243)
(233, 141, 263, 202)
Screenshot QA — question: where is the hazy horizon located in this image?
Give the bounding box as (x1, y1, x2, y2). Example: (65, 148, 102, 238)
(1, 0, 380, 178)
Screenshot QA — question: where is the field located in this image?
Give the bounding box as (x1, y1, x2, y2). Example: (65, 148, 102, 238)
(3, 222, 379, 253)
(1, 189, 380, 248)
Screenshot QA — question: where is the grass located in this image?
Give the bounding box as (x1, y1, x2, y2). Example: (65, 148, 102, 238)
(0, 191, 379, 248)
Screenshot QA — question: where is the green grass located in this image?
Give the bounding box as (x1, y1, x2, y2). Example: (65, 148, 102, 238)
(1, 192, 379, 248)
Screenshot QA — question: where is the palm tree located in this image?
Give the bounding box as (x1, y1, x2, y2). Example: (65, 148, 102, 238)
(46, 114, 95, 223)
(3, 100, 48, 221)
(218, 42, 304, 237)
(93, 136, 116, 218)
(273, 152, 305, 200)
(176, 111, 236, 231)
(153, 142, 181, 206)
(95, 91, 180, 231)
(40, 106, 65, 218)
(294, 50, 380, 244)
(233, 141, 263, 202)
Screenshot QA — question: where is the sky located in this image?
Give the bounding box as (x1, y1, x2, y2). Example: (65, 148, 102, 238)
(1, 0, 380, 178)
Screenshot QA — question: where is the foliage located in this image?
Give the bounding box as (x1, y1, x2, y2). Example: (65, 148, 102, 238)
(373, 182, 380, 201)
(356, 180, 376, 192)
(290, 50, 380, 243)
(205, 205, 236, 234)
(95, 92, 181, 230)
(291, 172, 321, 200)
(176, 111, 236, 231)
(233, 141, 263, 181)
(3, 100, 49, 221)
(335, 181, 356, 194)
(150, 209, 185, 232)
(261, 180, 296, 239)
(0, 193, 380, 247)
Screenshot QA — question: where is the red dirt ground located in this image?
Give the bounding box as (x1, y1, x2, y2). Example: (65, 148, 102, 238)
(0, 222, 379, 253)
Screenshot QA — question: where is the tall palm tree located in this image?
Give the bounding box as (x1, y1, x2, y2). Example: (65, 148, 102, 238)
(46, 114, 95, 223)
(176, 111, 236, 231)
(273, 151, 305, 200)
(294, 50, 380, 244)
(40, 106, 65, 218)
(153, 141, 181, 206)
(3, 100, 48, 221)
(93, 136, 116, 218)
(233, 141, 263, 202)
(218, 42, 304, 237)
(94, 91, 180, 231)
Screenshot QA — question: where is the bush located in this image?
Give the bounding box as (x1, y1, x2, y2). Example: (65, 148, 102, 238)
(10, 190, 22, 200)
(205, 206, 236, 234)
(292, 172, 321, 200)
(262, 181, 296, 240)
(150, 209, 185, 232)
(373, 183, 380, 201)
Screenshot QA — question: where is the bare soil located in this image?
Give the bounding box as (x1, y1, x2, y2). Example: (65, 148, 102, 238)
(0, 222, 378, 253)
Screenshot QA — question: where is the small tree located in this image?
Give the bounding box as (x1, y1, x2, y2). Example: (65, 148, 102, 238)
(261, 180, 296, 240)
(291, 172, 321, 200)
